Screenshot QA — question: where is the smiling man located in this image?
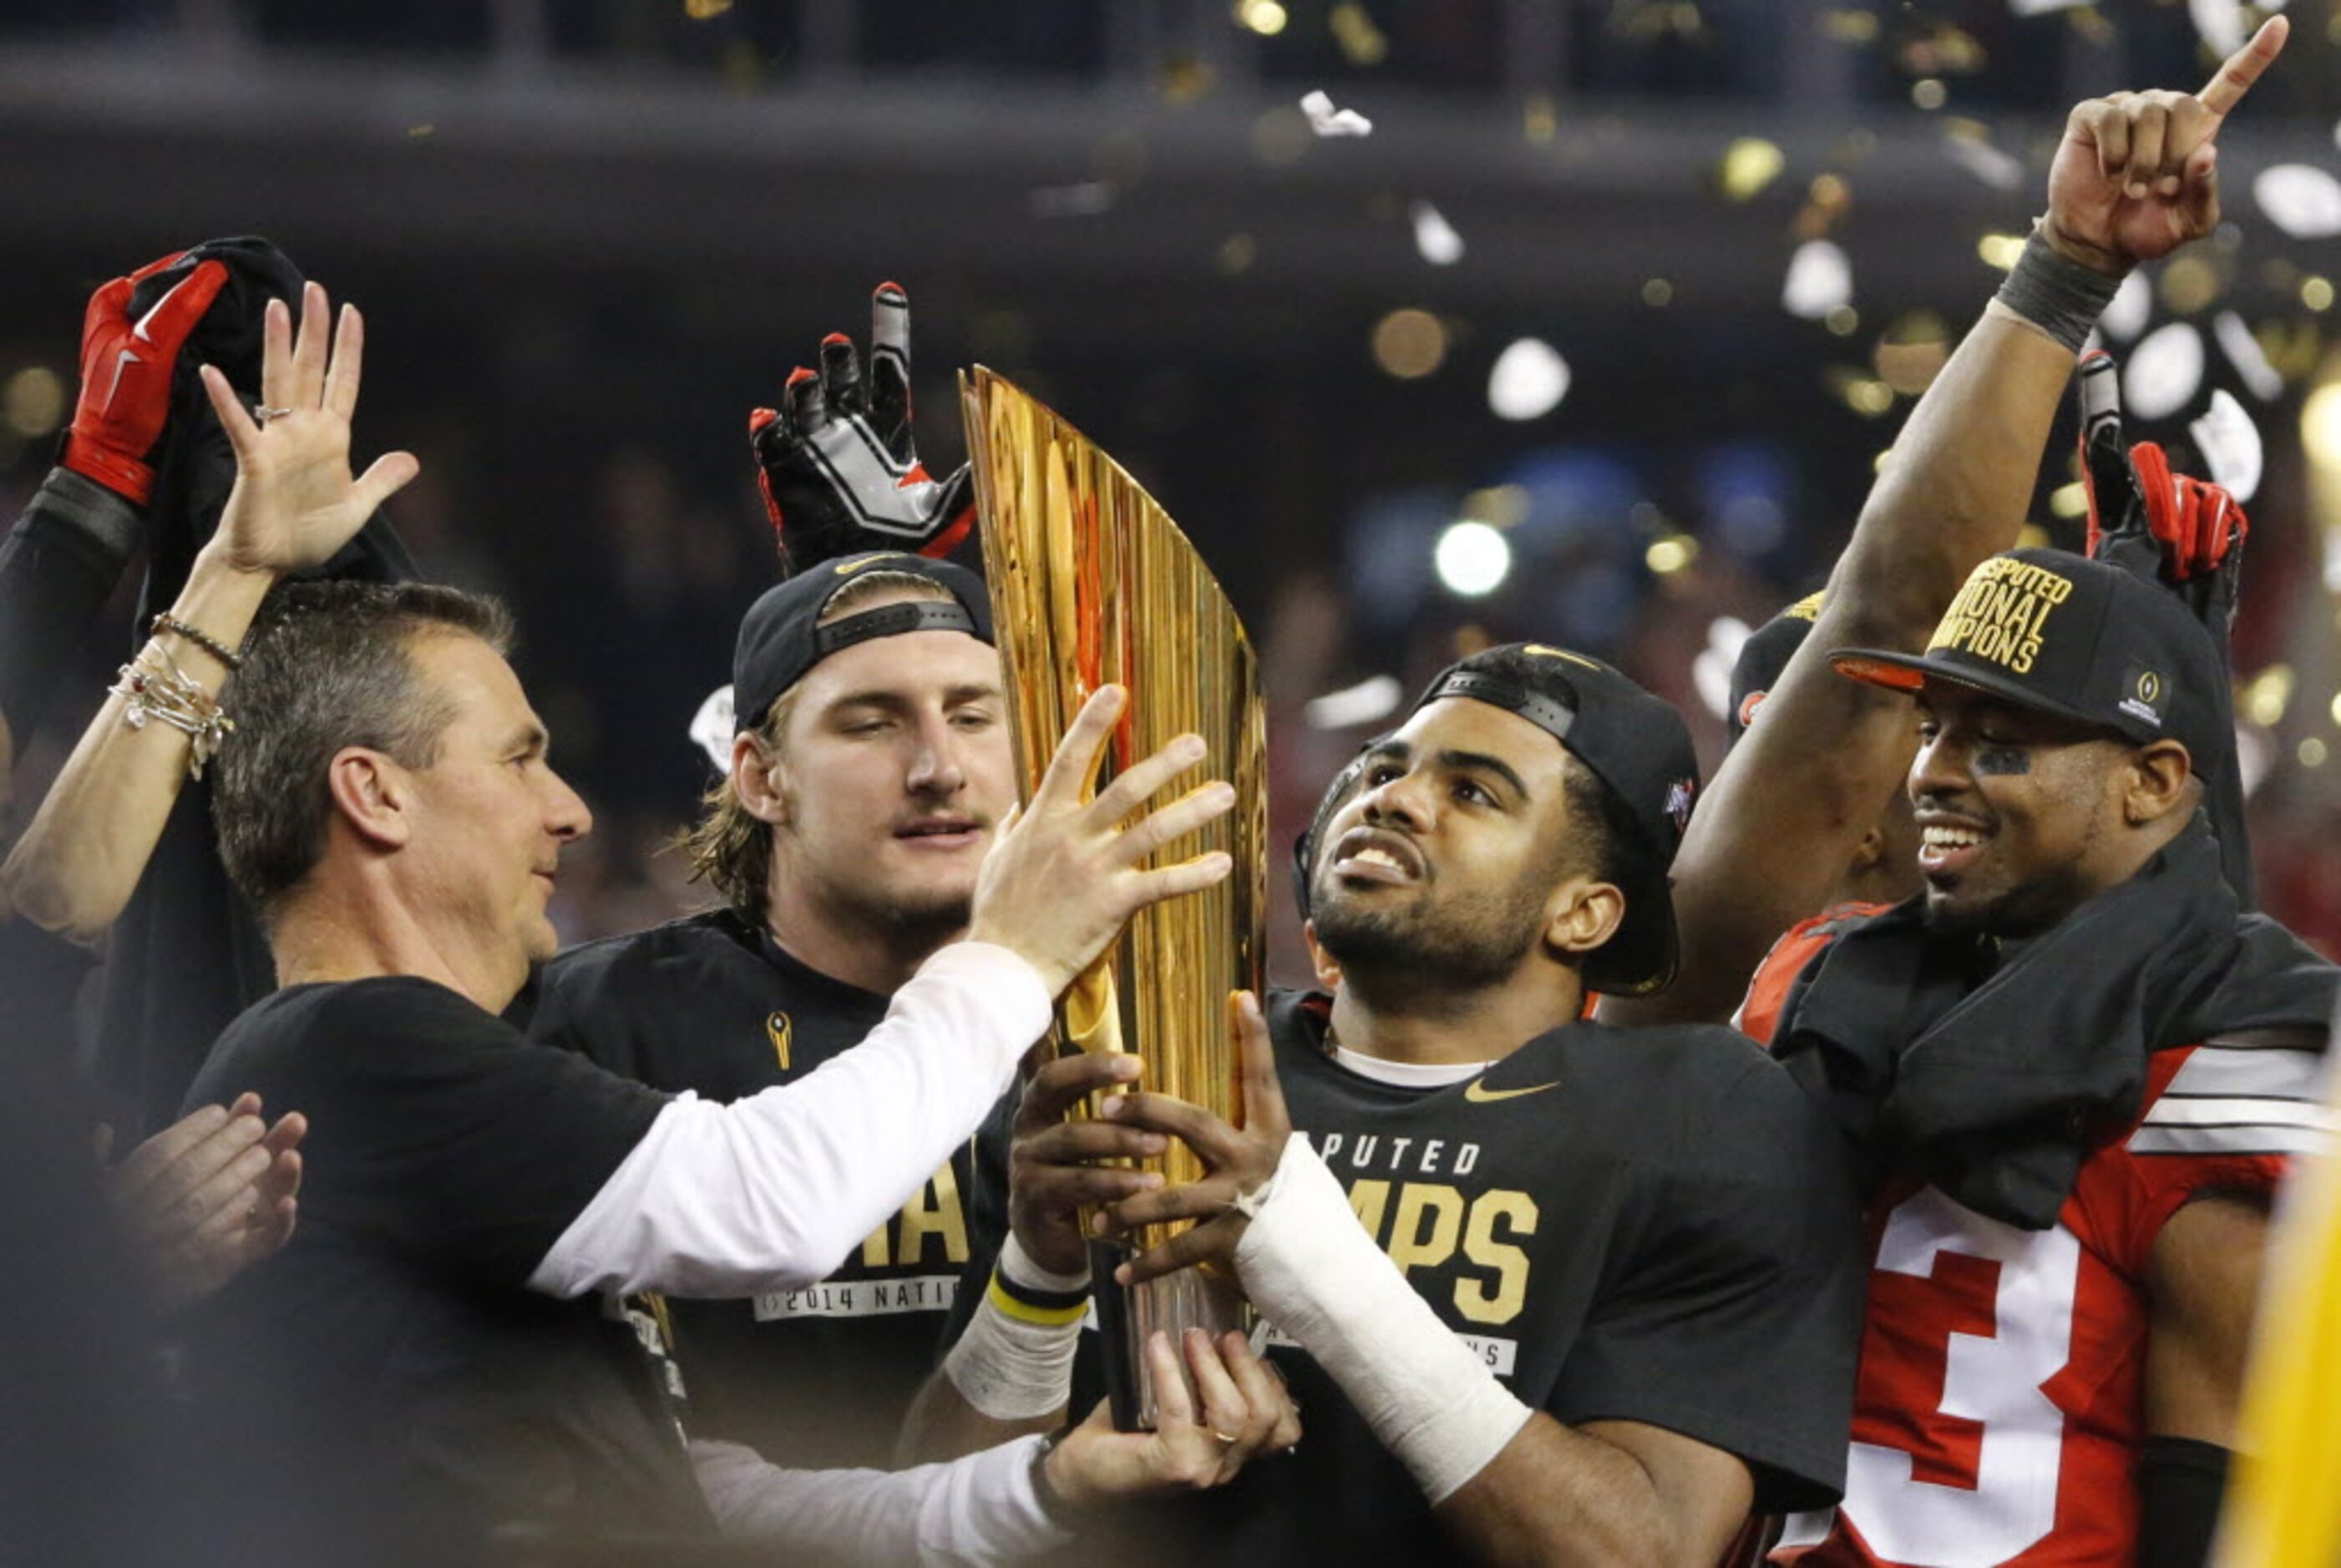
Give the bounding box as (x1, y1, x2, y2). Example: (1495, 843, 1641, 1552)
(523, 549, 1037, 1469)
(920, 642, 1869, 1566)
(1741, 549, 2340, 1568)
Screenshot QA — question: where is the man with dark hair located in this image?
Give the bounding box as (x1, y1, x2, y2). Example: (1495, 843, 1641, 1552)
(519, 305, 1075, 1471)
(917, 644, 1867, 1566)
(180, 313, 1292, 1559)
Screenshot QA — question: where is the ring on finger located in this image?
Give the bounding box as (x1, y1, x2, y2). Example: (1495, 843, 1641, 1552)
(254, 406, 295, 425)
(1209, 1429, 1240, 1444)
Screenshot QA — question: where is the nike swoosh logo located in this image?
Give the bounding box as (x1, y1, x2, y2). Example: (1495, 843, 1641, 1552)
(1463, 1079, 1559, 1103)
(100, 348, 142, 416)
(834, 552, 903, 575)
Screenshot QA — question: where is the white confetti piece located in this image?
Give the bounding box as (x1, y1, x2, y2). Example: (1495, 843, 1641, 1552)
(689, 683, 735, 772)
(1781, 240, 1852, 319)
(2213, 311, 2284, 402)
(1409, 200, 1465, 266)
(2123, 321, 2204, 422)
(2191, 389, 2262, 502)
(2253, 164, 2341, 239)
(1304, 675, 1403, 731)
(2100, 271, 2151, 342)
(1300, 89, 1374, 138)
(1487, 337, 1570, 420)
(1943, 135, 2023, 191)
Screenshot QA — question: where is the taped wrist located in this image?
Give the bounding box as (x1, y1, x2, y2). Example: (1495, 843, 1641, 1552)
(941, 1235, 1088, 1422)
(2136, 1436, 2229, 1568)
(0, 468, 141, 741)
(1995, 226, 2123, 356)
(1234, 1137, 1533, 1503)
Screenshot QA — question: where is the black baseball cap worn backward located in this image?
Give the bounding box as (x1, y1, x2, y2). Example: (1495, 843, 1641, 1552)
(732, 551, 995, 731)
(1405, 644, 1702, 997)
(1830, 548, 2230, 771)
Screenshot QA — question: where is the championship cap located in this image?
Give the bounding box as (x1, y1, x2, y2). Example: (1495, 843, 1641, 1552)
(1831, 547, 2230, 770)
(1403, 644, 1701, 995)
(1725, 590, 1825, 749)
(732, 551, 994, 731)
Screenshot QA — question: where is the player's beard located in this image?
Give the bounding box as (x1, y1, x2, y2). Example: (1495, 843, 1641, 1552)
(804, 860, 975, 959)
(1312, 836, 1568, 1009)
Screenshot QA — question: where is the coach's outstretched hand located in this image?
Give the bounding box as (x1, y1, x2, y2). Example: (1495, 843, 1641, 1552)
(1094, 990, 1294, 1287)
(196, 281, 419, 579)
(750, 281, 975, 574)
(2043, 15, 2285, 276)
(966, 685, 1234, 999)
(1045, 1328, 1300, 1505)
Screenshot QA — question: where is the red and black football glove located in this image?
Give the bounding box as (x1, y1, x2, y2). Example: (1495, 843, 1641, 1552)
(748, 281, 975, 576)
(2075, 346, 2254, 906)
(2078, 348, 2248, 630)
(60, 249, 230, 508)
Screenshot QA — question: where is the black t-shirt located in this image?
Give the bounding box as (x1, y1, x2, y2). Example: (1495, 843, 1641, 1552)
(525, 908, 980, 1469)
(956, 989, 1867, 1565)
(180, 975, 701, 1556)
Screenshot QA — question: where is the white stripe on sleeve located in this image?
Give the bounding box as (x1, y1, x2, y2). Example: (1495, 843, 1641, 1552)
(690, 1434, 1072, 1565)
(2158, 1046, 2326, 1103)
(528, 942, 1048, 1299)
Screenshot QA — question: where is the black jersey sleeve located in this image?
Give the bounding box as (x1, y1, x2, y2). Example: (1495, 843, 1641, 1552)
(1546, 1047, 1864, 1513)
(190, 978, 670, 1290)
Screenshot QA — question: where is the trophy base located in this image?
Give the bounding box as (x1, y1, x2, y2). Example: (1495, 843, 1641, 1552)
(1091, 1240, 1253, 1431)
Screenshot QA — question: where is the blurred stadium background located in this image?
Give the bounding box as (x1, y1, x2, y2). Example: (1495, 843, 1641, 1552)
(4, 0, 2338, 981)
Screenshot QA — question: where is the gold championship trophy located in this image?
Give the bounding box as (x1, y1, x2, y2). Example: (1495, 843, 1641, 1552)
(962, 367, 1267, 1429)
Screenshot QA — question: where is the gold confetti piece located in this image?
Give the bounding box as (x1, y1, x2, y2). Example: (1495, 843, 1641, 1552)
(1371, 309, 1447, 379)
(1159, 55, 1215, 104)
(2298, 737, 2327, 768)
(1645, 535, 1700, 575)
(1976, 232, 2026, 270)
(2, 367, 65, 439)
(1822, 9, 1878, 43)
(1330, 3, 1388, 65)
(1826, 305, 1861, 336)
(1523, 94, 1558, 144)
(2158, 253, 2222, 316)
(2050, 482, 2090, 518)
(1717, 137, 1785, 201)
(2017, 524, 2054, 549)
(1462, 485, 1530, 529)
(684, 0, 731, 18)
(1251, 107, 1311, 165)
(1642, 277, 1675, 307)
(2306, 277, 2336, 313)
(2242, 665, 2294, 728)
(1234, 0, 1288, 37)
(1911, 78, 1948, 110)
(1827, 368, 1894, 417)
(406, 124, 436, 139)
(1216, 234, 1258, 276)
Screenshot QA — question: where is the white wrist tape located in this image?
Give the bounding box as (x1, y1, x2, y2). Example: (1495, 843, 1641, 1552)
(1234, 1136, 1533, 1504)
(940, 1235, 1088, 1422)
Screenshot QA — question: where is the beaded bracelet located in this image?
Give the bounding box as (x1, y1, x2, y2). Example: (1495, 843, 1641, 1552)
(151, 612, 246, 670)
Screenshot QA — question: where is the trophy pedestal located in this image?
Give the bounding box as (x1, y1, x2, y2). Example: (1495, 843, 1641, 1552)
(1091, 1241, 1253, 1431)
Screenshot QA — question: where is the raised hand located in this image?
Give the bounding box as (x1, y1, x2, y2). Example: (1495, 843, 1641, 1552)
(1043, 1328, 1301, 1505)
(111, 1090, 306, 1312)
(748, 281, 975, 574)
(196, 281, 419, 579)
(2045, 16, 2286, 273)
(62, 248, 229, 507)
(965, 685, 1234, 998)
(1097, 991, 1293, 1288)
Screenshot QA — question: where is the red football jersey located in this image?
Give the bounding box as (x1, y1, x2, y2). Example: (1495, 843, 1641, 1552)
(1746, 908, 2327, 1567)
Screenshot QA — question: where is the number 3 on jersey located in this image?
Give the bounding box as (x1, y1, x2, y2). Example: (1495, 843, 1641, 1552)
(1836, 1188, 2082, 1566)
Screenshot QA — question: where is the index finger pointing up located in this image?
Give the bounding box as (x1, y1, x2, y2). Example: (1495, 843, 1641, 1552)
(2199, 14, 2287, 124)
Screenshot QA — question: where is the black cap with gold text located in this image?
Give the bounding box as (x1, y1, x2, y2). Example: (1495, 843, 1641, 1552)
(1830, 547, 2229, 770)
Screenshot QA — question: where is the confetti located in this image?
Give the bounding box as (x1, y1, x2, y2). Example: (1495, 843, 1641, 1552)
(1692, 617, 1753, 721)
(1028, 181, 1116, 217)
(1329, 3, 1389, 66)
(2191, 389, 2263, 502)
(1782, 240, 1852, 319)
(2008, 0, 2090, 13)
(1409, 200, 1465, 266)
(1717, 138, 1785, 201)
(2100, 271, 2151, 342)
(2214, 311, 2285, 402)
(2253, 164, 2341, 240)
(1305, 675, 1403, 731)
(2123, 321, 2205, 422)
(1943, 132, 2023, 191)
(689, 685, 735, 773)
(1436, 522, 1512, 597)
(1487, 338, 1571, 421)
(1300, 90, 1374, 139)
(2187, 0, 2251, 58)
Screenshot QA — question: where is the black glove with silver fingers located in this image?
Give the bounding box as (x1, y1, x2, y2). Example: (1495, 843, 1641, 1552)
(2076, 347, 2255, 906)
(748, 281, 975, 576)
